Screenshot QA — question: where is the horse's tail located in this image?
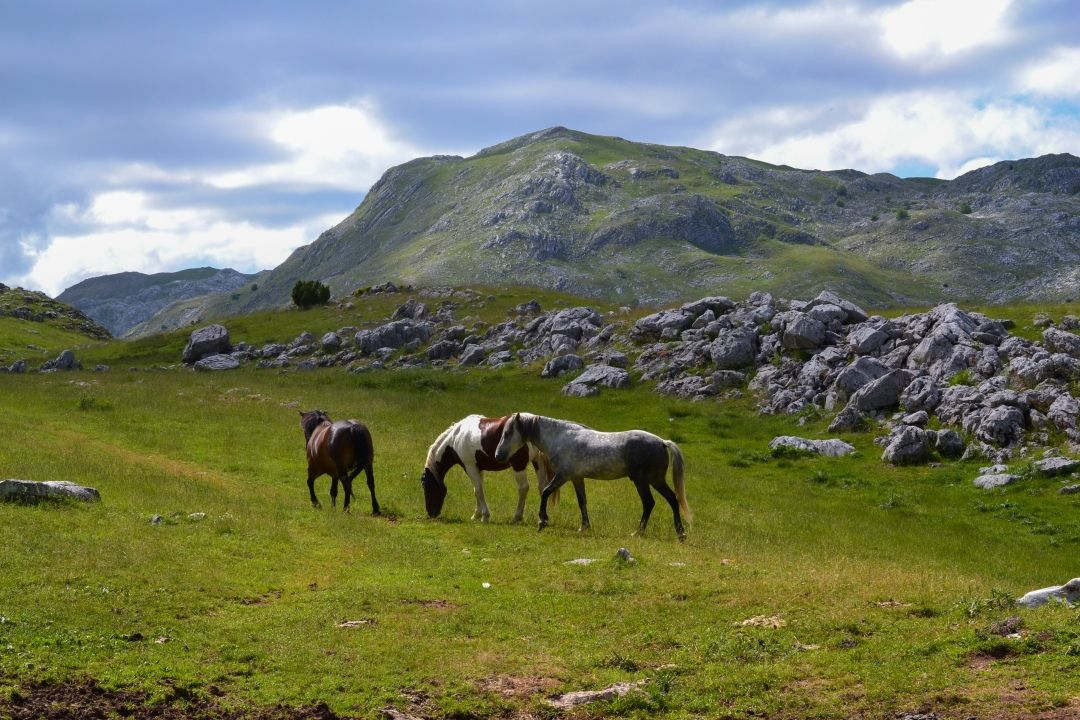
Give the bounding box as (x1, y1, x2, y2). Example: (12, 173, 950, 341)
(665, 440, 691, 523)
(349, 423, 374, 499)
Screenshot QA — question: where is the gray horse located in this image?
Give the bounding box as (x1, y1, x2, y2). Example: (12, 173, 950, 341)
(494, 412, 690, 539)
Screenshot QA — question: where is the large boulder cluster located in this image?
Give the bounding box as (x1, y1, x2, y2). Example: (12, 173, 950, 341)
(174, 286, 1080, 467)
(626, 289, 1080, 463)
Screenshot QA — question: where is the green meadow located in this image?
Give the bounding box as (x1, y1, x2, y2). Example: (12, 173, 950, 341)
(0, 293, 1078, 719)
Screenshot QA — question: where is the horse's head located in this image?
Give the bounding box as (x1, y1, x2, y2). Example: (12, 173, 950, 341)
(493, 412, 525, 463)
(299, 409, 331, 440)
(420, 466, 448, 518)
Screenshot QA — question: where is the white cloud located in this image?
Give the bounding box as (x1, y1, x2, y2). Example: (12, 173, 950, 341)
(1019, 46, 1080, 98)
(880, 0, 1012, 60)
(16, 190, 342, 296)
(209, 100, 425, 190)
(708, 90, 1080, 178)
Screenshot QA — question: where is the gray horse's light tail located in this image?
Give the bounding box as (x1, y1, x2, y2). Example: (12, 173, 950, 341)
(665, 440, 691, 523)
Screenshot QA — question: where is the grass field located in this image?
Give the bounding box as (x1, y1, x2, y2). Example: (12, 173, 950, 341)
(1, 297, 1079, 719)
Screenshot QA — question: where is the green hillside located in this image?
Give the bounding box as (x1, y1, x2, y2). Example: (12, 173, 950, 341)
(135, 128, 1080, 335)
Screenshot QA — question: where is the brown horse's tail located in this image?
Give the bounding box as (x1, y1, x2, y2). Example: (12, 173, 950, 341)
(665, 440, 691, 523)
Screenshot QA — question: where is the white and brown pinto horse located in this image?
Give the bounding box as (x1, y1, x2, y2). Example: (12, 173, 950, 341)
(421, 414, 555, 522)
(299, 409, 379, 514)
(494, 412, 691, 539)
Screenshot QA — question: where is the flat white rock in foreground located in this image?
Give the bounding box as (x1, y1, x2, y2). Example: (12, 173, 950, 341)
(0, 479, 100, 502)
(1016, 578, 1080, 608)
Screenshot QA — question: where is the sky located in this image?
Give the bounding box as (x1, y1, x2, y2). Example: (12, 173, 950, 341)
(1, 0, 1079, 297)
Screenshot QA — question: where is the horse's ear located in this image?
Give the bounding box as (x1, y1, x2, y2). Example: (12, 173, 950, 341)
(298, 410, 304, 416)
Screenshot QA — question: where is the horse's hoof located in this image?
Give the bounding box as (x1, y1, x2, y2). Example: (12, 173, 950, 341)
(372, 510, 382, 517)
(537, 520, 548, 532)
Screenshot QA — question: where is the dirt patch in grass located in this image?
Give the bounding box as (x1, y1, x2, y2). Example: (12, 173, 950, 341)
(400, 598, 459, 609)
(0, 680, 354, 720)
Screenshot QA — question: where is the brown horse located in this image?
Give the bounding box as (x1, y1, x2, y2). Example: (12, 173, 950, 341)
(299, 409, 379, 514)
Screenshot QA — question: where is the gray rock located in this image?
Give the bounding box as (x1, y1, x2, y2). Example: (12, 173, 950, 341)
(458, 344, 487, 366)
(194, 354, 240, 371)
(780, 313, 827, 349)
(0, 479, 100, 502)
(882, 425, 930, 465)
(355, 320, 434, 354)
(392, 298, 429, 320)
(901, 411, 929, 426)
(8, 359, 27, 373)
(710, 327, 759, 369)
(40, 349, 80, 372)
(1033, 456, 1079, 477)
(1043, 327, 1080, 359)
(632, 309, 694, 340)
(1061, 484, 1080, 495)
(712, 370, 747, 389)
(657, 374, 716, 398)
(850, 369, 915, 412)
(320, 332, 342, 353)
(934, 429, 965, 459)
(541, 354, 585, 378)
(182, 324, 232, 364)
(973, 473, 1020, 490)
(828, 404, 867, 433)
(562, 364, 630, 396)
(1048, 394, 1079, 430)
(426, 340, 462, 360)
(1015, 578, 1080, 608)
(848, 325, 888, 354)
(832, 357, 889, 401)
(808, 291, 868, 324)
(770, 436, 856, 457)
(976, 405, 1026, 446)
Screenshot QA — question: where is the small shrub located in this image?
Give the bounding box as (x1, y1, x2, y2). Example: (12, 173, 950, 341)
(230, 293, 241, 301)
(291, 280, 331, 309)
(959, 202, 973, 214)
(77, 395, 112, 412)
(895, 208, 910, 221)
(250, 283, 258, 292)
(949, 369, 973, 386)
(871, 213, 879, 221)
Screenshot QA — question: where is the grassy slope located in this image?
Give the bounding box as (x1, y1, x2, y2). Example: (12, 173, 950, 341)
(1, 293, 1079, 719)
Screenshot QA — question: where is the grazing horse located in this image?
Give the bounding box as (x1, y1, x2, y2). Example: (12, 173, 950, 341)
(421, 414, 556, 522)
(494, 412, 691, 539)
(299, 409, 379, 514)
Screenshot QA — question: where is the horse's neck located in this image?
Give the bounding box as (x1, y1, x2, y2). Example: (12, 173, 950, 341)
(426, 425, 458, 476)
(523, 414, 560, 455)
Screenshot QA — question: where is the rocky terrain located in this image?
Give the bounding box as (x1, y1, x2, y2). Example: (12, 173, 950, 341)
(58, 267, 258, 336)
(137, 127, 1080, 332)
(0, 283, 111, 340)
(177, 286, 1080, 476)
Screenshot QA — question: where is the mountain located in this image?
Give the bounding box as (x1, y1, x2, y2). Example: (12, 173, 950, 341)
(135, 128, 1080, 334)
(58, 267, 258, 336)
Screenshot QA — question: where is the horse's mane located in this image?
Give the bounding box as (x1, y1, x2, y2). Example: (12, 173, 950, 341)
(424, 424, 457, 473)
(300, 410, 331, 440)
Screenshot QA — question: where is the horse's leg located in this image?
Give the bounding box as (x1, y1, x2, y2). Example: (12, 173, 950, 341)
(307, 470, 321, 509)
(538, 474, 570, 531)
(571, 478, 590, 532)
(364, 465, 380, 516)
(650, 476, 686, 540)
(341, 473, 354, 513)
(465, 466, 490, 522)
(631, 476, 656, 536)
(511, 468, 529, 523)
(329, 475, 339, 508)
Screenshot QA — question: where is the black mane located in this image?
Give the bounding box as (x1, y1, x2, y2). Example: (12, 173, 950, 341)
(300, 409, 331, 441)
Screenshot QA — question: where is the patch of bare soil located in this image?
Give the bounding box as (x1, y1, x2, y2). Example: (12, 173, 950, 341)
(0, 680, 355, 720)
